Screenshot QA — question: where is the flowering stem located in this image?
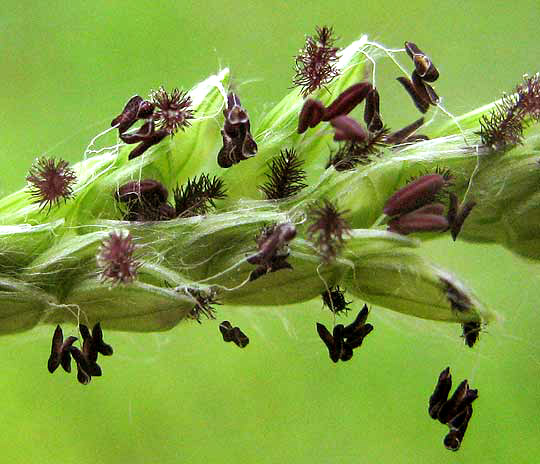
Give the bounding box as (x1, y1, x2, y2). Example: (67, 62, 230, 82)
(0, 34, 537, 339)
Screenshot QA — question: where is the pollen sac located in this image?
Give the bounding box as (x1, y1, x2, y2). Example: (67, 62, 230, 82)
(342, 305, 373, 349)
(247, 223, 296, 281)
(47, 325, 77, 374)
(437, 380, 477, 425)
(116, 179, 168, 205)
(116, 179, 171, 221)
(342, 305, 370, 338)
(383, 174, 446, 217)
(79, 324, 103, 370)
(364, 88, 384, 132)
(114, 94, 173, 161)
(119, 121, 155, 144)
(316, 305, 373, 364)
(447, 193, 476, 241)
(219, 321, 234, 342)
(219, 321, 250, 348)
(411, 71, 439, 105)
(428, 367, 452, 420)
(111, 95, 155, 134)
(64, 323, 113, 385)
(388, 212, 449, 235)
(384, 118, 425, 145)
(444, 405, 473, 451)
(345, 324, 373, 349)
(298, 98, 325, 134)
(404, 134, 430, 143)
(128, 128, 169, 160)
(68, 346, 93, 385)
(396, 76, 430, 113)
(231, 327, 250, 348)
(410, 203, 446, 216)
(428, 367, 478, 451)
(404, 41, 439, 83)
(87, 322, 114, 357)
(322, 82, 373, 121)
(330, 115, 368, 142)
(224, 92, 249, 125)
(217, 92, 258, 168)
(316, 322, 340, 363)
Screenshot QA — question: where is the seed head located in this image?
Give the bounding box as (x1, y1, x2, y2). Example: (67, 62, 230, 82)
(293, 26, 340, 97)
(97, 231, 139, 284)
(150, 87, 194, 135)
(26, 157, 77, 210)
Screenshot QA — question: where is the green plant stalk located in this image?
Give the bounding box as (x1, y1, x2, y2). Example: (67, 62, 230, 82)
(0, 36, 537, 335)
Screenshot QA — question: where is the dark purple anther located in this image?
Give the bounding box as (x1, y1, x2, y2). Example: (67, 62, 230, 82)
(403, 134, 430, 143)
(316, 322, 339, 363)
(128, 128, 168, 160)
(411, 202, 446, 216)
(384, 174, 446, 216)
(364, 88, 384, 132)
(340, 342, 354, 362)
(111, 95, 143, 133)
(231, 327, 250, 348)
(120, 121, 155, 144)
(330, 115, 368, 142)
(342, 304, 369, 338)
(428, 367, 453, 420)
(412, 71, 439, 105)
(410, 71, 437, 106)
(218, 92, 257, 168)
(444, 405, 473, 451)
(447, 192, 458, 227)
(298, 99, 325, 134)
(219, 321, 234, 342)
(111, 96, 155, 134)
(404, 41, 440, 82)
(451, 200, 476, 241)
(116, 179, 173, 221)
(388, 212, 449, 235)
(322, 82, 373, 121)
(116, 179, 169, 205)
(225, 93, 249, 124)
(68, 346, 93, 385)
(437, 380, 470, 424)
(248, 223, 296, 264)
(89, 323, 114, 357)
(345, 324, 373, 349)
(396, 76, 430, 113)
(385, 118, 425, 145)
(47, 325, 78, 374)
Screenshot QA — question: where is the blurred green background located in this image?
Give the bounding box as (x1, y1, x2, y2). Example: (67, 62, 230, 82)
(1, 1, 539, 462)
